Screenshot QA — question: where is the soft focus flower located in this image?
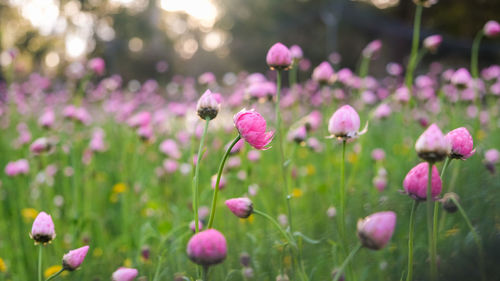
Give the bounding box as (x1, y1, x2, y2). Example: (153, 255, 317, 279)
(423, 35, 442, 53)
(225, 197, 253, 218)
(357, 211, 396, 250)
(371, 148, 385, 161)
(189, 220, 203, 232)
(312, 61, 335, 84)
(127, 112, 151, 128)
(186, 229, 227, 266)
(30, 138, 51, 155)
(38, 109, 55, 129)
(197, 89, 221, 120)
(112, 267, 138, 281)
(485, 149, 500, 164)
(484, 20, 500, 38)
(234, 109, 274, 150)
(30, 212, 56, 244)
(5, 159, 29, 177)
(88, 57, 106, 76)
(362, 40, 382, 59)
(440, 192, 459, 213)
(415, 124, 450, 162)
(451, 68, 472, 89)
(288, 126, 307, 144)
(63, 245, 89, 271)
(266, 43, 292, 70)
(403, 162, 442, 201)
(289, 45, 303, 61)
(327, 105, 366, 140)
(445, 127, 475, 159)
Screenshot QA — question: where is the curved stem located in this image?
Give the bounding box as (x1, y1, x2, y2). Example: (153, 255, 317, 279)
(406, 201, 419, 281)
(207, 135, 242, 228)
(426, 162, 437, 281)
(450, 197, 486, 281)
(440, 157, 451, 179)
(193, 118, 211, 232)
(45, 268, 64, 281)
(332, 243, 362, 281)
(405, 4, 423, 101)
(38, 245, 43, 281)
(253, 209, 295, 247)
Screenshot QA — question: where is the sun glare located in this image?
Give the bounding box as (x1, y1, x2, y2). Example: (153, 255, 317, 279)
(159, 0, 219, 28)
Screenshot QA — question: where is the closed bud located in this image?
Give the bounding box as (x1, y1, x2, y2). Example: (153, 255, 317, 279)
(30, 212, 56, 244)
(186, 229, 227, 266)
(484, 20, 500, 38)
(197, 90, 221, 120)
(357, 211, 397, 250)
(441, 192, 459, 213)
(415, 124, 450, 162)
(62, 245, 89, 271)
(239, 252, 251, 267)
(266, 43, 292, 70)
(225, 198, 253, 218)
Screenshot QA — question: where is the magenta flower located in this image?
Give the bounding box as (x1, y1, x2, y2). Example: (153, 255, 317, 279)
(371, 148, 386, 161)
(30, 212, 56, 244)
(423, 35, 442, 53)
(266, 43, 292, 70)
(327, 105, 366, 140)
(63, 245, 89, 271)
(30, 137, 51, 155)
(415, 124, 450, 162)
(127, 111, 151, 128)
(288, 126, 307, 144)
(186, 229, 227, 266)
(234, 109, 274, 150)
(5, 159, 29, 177)
(38, 109, 55, 129)
(357, 211, 396, 250)
(189, 220, 203, 232)
(112, 267, 138, 281)
(312, 61, 335, 84)
(445, 127, 475, 160)
(403, 162, 442, 201)
(225, 197, 253, 218)
(451, 68, 472, 89)
(88, 57, 106, 76)
(197, 89, 221, 120)
(484, 20, 500, 38)
(362, 39, 382, 59)
(289, 45, 303, 60)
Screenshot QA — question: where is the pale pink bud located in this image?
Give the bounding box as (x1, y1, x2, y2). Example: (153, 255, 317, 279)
(304, 110, 322, 132)
(484, 20, 500, 38)
(451, 68, 472, 89)
(211, 174, 227, 189)
(30, 212, 56, 244)
(423, 35, 442, 53)
(234, 109, 274, 150)
(163, 159, 178, 174)
(373, 176, 387, 192)
(63, 245, 89, 271)
(88, 57, 106, 76)
(485, 149, 500, 164)
(266, 43, 292, 70)
(30, 138, 51, 155)
(288, 126, 307, 144)
(197, 89, 221, 120)
(198, 72, 216, 85)
(289, 45, 303, 60)
(312, 61, 335, 84)
(362, 40, 382, 59)
(127, 111, 151, 128)
(357, 211, 396, 250)
(112, 267, 138, 281)
(445, 127, 475, 160)
(247, 150, 261, 162)
(371, 148, 386, 161)
(415, 124, 450, 162)
(186, 229, 227, 266)
(38, 109, 55, 129)
(403, 162, 442, 201)
(225, 197, 253, 218)
(189, 220, 203, 232)
(373, 103, 391, 120)
(395, 86, 410, 104)
(327, 105, 362, 139)
(159, 139, 181, 159)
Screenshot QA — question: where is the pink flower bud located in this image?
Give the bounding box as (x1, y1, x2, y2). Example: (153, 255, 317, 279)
(112, 267, 138, 281)
(484, 20, 500, 38)
(88, 57, 106, 76)
(30, 212, 56, 244)
(247, 150, 261, 162)
(189, 220, 203, 232)
(451, 68, 472, 89)
(403, 162, 442, 201)
(186, 229, 227, 266)
(484, 149, 500, 164)
(197, 89, 221, 120)
(127, 111, 151, 128)
(234, 109, 274, 150)
(327, 105, 362, 139)
(30, 138, 51, 155)
(225, 197, 253, 218)
(38, 109, 55, 129)
(395, 86, 410, 104)
(362, 40, 382, 59)
(288, 126, 307, 144)
(415, 124, 450, 162)
(312, 61, 335, 84)
(289, 45, 303, 60)
(357, 211, 396, 250)
(445, 127, 475, 160)
(159, 139, 181, 159)
(63, 245, 89, 271)
(423, 35, 442, 53)
(266, 43, 292, 70)
(371, 148, 386, 161)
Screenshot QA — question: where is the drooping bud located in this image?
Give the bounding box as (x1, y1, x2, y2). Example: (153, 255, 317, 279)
(357, 211, 397, 250)
(112, 267, 138, 281)
(423, 35, 442, 53)
(445, 127, 475, 160)
(62, 245, 89, 271)
(484, 20, 500, 38)
(403, 162, 442, 201)
(440, 192, 459, 213)
(225, 198, 253, 219)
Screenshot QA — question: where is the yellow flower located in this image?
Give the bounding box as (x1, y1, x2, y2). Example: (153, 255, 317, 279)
(476, 130, 486, 141)
(124, 258, 132, 267)
(445, 227, 460, 237)
(292, 188, 303, 198)
(0, 257, 7, 273)
(21, 208, 38, 222)
(93, 247, 103, 257)
(306, 164, 316, 176)
(44, 265, 62, 279)
(112, 183, 128, 194)
(347, 152, 358, 163)
(239, 214, 254, 224)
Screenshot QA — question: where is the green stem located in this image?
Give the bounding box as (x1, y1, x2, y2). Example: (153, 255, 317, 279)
(275, 70, 293, 232)
(406, 201, 419, 281)
(440, 157, 451, 179)
(426, 162, 437, 281)
(193, 118, 211, 232)
(405, 4, 423, 100)
(38, 245, 43, 281)
(339, 140, 347, 245)
(207, 135, 241, 228)
(202, 266, 209, 281)
(471, 30, 484, 128)
(45, 268, 64, 281)
(152, 256, 162, 281)
(253, 209, 295, 247)
(289, 61, 298, 86)
(359, 56, 370, 79)
(451, 197, 486, 281)
(332, 243, 362, 281)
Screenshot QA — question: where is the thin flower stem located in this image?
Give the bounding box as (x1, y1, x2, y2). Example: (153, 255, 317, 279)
(471, 30, 484, 128)
(332, 243, 362, 281)
(405, 4, 423, 101)
(339, 140, 347, 243)
(450, 197, 486, 281)
(45, 268, 64, 281)
(275, 70, 293, 232)
(406, 201, 419, 281)
(202, 266, 209, 281)
(152, 256, 162, 281)
(207, 135, 242, 228)
(38, 245, 43, 281)
(253, 209, 295, 247)
(426, 162, 437, 281)
(193, 118, 211, 233)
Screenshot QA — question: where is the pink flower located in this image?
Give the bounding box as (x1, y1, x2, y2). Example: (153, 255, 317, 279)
(225, 197, 253, 218)
(247, 150, 261, 162)
(288, 126, 307, 144)
(38, 109, 55, 129)
(5, 159, 29, 177)
(211, 174, 227, 189)
(423, 35, 442, 53)
(451, 68, 472, 89)
(197, 89, 221, 120)
(112, 267, 138, 281)
(362, 40, 382, 59)
(186, 229, 227, 266)
(445, 127, 475, 160)
(234, 109, 274, 150)
(127, 111, 151, 128)
(266, 43, 292, 70)
(30, 138, 51, 155)
(63, 245, 89, 271)
(373, 103, 391, 120)
(304, 110, 322, 132)
(403, 162, 442, 201)
(415, 124, 450, 162)
(30, 212, 56, 244)
(395, 86, 410, 104)
(163, 159, 178, 174)
(189, 220, 203, 232)
(289, 45, 303, 60)
(159, 139, 181, 159)
(371, 148, 386, 161)
(312, 61, 335, 84)
(485, 149, 500, 164)
(357, 211, 396, 250)
(484, 20, 500, 38)
(88, 57, 106, 76)
(327, 105, 365, 140)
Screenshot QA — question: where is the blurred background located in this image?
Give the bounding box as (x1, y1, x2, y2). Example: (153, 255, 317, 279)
(0, 0, 499, 82)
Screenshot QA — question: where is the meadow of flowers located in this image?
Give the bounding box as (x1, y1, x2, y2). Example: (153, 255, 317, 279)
(1, 2, 500, 281)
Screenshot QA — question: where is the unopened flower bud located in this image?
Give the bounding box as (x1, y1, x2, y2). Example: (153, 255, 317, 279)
(225, 198, 253, 218)
(197, 90, 221, 120)
(441, 192, 459, 213)
(62, 245, 89, 271)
